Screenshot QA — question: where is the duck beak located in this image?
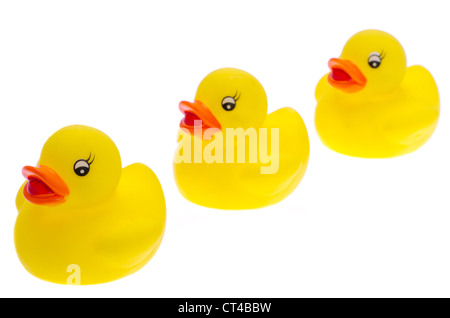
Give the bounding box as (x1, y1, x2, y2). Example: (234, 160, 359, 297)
(22, 165, 70, 206)
(327, 58, 367, 93)
(179, 100, 221, 135)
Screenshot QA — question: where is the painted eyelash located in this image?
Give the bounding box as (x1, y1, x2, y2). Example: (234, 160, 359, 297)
(233, 91, 241, 101)
(380, 50, 387, 59)
(86, 153, 95, 165)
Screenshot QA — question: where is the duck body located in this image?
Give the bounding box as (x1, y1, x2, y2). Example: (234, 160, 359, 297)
(174, 68, 309, 209)
(15, 126, 166, 285)
(316, 65, 439, 158)
(175, 107, 309, 209)
(315, 30, 440, 158)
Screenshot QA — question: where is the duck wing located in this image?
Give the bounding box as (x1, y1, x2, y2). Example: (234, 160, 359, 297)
(240, 107, 309, 197)
(96, 163, 166, 268)
(384, 65, 439, 146)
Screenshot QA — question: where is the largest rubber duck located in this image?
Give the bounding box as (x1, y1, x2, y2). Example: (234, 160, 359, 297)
(174, 68, 310, 209)
(15, 125, 166, 285)
(315, 30, 440, 158)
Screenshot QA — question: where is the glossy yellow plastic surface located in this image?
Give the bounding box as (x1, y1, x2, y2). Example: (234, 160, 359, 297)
(15, 125, 166, 285)
(174, 68, 310, 209)
(315, 30, 440, 158)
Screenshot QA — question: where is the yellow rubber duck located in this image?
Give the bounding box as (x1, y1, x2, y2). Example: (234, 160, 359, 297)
(315, 29, 440, 158)
(15, 125, 166, 285)
(174, 68, 310, 209)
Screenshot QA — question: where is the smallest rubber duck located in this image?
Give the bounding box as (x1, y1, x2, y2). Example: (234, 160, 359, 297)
(15, 125, 166, 285)
(315, 29, 440, 158)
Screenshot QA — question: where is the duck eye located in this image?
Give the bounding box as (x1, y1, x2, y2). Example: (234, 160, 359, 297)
(74, 159, 90, 177)
(368, 52, 382, 68)
(222, 96, 236, 111)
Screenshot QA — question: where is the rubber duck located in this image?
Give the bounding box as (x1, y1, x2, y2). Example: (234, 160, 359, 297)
(174, 68, 310, 209)
(15, 125, 166, 285)
(315, 29, 440, 158)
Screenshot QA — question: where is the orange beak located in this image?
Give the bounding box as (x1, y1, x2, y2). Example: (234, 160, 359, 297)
(179, 100, 221, 135)
(22, 165, 70, 206)
(327, 58, 367, 93)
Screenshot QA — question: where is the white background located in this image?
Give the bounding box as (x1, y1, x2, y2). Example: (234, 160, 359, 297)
(0, 0, 449, 297)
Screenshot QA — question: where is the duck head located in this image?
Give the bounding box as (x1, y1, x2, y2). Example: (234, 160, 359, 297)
(327, 30, 407, 95)
(22, 125, 122, 208)
(179, 68, 268, 135)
